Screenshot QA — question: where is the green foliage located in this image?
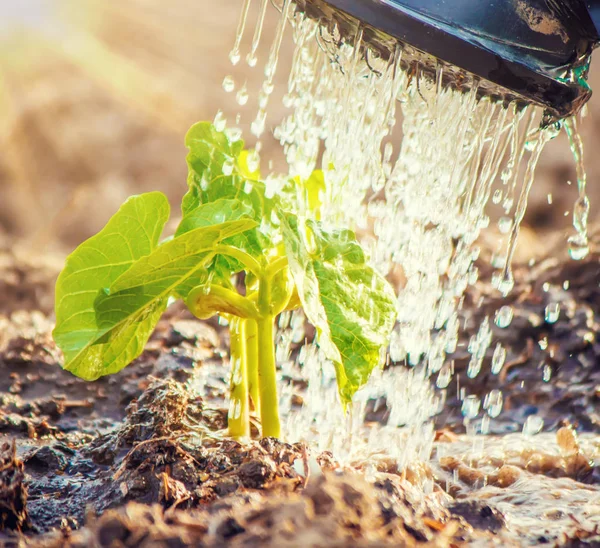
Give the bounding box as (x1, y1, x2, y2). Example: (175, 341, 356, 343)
(53, 192, 170, 380)
(53, 192, 254, 380)
(280, 214, 397, 404)
(53, 122, 398, 438)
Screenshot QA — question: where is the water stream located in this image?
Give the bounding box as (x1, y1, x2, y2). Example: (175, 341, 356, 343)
(220, 0, 596, 507)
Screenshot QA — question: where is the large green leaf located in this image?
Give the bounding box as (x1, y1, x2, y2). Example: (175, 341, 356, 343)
(280, 214, 397, 404)
(53, 192, 170, 380)
(108, 218, 256, 301)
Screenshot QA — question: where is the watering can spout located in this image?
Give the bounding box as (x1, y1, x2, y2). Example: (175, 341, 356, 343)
(299, 0, 600, 118)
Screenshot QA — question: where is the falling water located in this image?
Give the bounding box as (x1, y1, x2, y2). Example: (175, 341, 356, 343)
(222, 1, 587, 467)
(564, 116, 591, 260)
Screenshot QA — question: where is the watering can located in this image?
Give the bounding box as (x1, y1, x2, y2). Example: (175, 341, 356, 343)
(298, 0, 600, 119)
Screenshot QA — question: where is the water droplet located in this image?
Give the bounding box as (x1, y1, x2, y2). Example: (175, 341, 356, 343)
(246, 53, 258, 67)
(246, 151, 260, 174)
(495, 305, 513, 328)
(484, 389, 503, 418)
(214, 111, 227, 132)
(282, 94, 294, 108)
(498, 216, 512, 234)
(226, 127, 243, 142)
(251, 111, 266, 137)
(568, 235, 589, 260)
(467, 355, 482, 379)
(491, 343, 506, 374)
(436, 362, 452, 388)
(573, 194, 590, 233)
(236, 84, 249, 106)
(462, 395, 480, 419)
(232, 399, 242, 419)
(258, 90, 269, 110)
(231, 358, 243, 385)
(468, 267, 478, 285)
(523, 415, 544, 436)
(524, 136, 537, 152)
(544, 302, 560, 324)
(491, 253, 507, 269)
(222, 75, 235, 93)
(542, 363, 552, 382)
(262, 80, 274, 95)
(492, 271, 514, 296)
(229, 50, 241, 66)
(492, 189, 502, 204)
(222, 159, 234, 176)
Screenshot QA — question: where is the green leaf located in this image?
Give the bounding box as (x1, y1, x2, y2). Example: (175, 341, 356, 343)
(182, 123, 277, 281)
(176, 198, 253, 237)
(280, 214, 397, 404)
(53, 192, 170, 380)
(108, 218, 257, 301)
(176, 198, 261, 281)
(182, 122, 271, 223)
(67, 219, 254, 380)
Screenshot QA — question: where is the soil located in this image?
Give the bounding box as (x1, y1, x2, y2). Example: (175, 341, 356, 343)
(0, 243, 599, 547)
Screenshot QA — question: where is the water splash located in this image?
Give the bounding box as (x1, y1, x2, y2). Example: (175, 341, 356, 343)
(223, 1, 568, 467)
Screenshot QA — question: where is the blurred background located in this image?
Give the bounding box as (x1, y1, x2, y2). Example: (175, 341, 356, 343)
(0, 0, 598, 257)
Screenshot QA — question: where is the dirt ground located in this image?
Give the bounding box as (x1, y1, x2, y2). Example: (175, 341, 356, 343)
(0, 0, 600, 252)
(0, 238, 599, 546)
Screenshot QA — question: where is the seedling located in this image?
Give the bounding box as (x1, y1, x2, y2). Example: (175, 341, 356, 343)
(53, 122, 397, 439)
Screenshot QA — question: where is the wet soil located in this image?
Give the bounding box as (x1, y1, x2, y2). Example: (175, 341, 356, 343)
(440, 245, 600, 437)
(0, 244, 599, 546)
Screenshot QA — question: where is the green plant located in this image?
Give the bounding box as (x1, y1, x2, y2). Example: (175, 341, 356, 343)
(53, 122, 397, 439)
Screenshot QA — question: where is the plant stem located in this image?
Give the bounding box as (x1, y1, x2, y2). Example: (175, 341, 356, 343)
(245, 318, 260, 412)
(228, 318, 250, 439)
(257, 315, 280, 438)
(258, 274, 271, 317)
(215, 244, 263, 278)
(186, 284, 259, 320)
(266, 256, 288, 280)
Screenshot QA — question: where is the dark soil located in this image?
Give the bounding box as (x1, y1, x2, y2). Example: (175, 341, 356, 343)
(441, 248, 600, 436)
(0, 244, 599, 546)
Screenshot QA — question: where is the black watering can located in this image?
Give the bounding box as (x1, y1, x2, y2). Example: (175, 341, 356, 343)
(297, 0, 600, 119)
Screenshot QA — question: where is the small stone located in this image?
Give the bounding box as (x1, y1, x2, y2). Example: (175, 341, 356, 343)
(450, 501, 505, 533)
(237, 459, 273, 489)
(25, 446, 68, 472)
(556, 425, 579, 453)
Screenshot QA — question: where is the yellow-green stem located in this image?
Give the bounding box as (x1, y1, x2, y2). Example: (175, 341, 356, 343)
(257, 315, 280, 438)
(228, 318, 250, 439)
(245, 318, 260, 413)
